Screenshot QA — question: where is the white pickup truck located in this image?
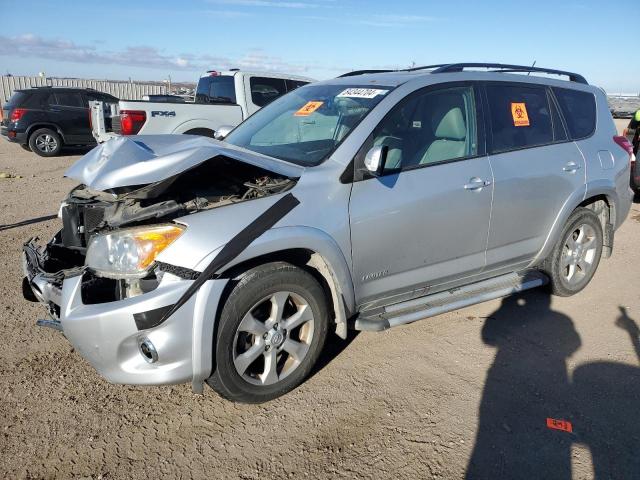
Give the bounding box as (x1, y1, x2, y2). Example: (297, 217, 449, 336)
(90, 70, 313, 142)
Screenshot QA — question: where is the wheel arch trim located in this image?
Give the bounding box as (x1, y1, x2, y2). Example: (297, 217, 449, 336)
(532, 182, 619, 265)
(26, 123, 66, 143)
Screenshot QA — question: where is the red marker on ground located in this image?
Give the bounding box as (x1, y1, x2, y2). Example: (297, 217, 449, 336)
(546, 418, 573, 433)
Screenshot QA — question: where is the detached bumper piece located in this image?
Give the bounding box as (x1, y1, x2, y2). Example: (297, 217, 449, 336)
(22, 235, 85, 329)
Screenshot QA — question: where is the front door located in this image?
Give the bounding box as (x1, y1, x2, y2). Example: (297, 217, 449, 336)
(349, 84, 493, 307)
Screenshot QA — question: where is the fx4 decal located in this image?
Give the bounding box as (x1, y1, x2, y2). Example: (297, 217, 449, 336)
(151, 111, 176, 118)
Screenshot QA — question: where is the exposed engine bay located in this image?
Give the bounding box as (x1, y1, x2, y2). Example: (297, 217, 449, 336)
(59, 156, 295, 249)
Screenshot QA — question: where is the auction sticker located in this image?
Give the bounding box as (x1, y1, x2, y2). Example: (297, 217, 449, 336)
(337, 88, 388, 99)
(511, 102, 530, 127)
(294, 101, 324, 116)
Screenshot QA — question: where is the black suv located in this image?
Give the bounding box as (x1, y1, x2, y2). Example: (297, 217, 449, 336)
(1, 87, 118, 157)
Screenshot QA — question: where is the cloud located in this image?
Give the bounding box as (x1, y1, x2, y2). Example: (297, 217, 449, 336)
(300, 12, 440, 28)
(207, 0, 322, 8)
(206, 9, 253, 18)
(0, 34, 205, 70)
(0, 33, 347, 78)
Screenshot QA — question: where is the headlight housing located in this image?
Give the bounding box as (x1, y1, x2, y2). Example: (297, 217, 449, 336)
(85, 224, 185, 279)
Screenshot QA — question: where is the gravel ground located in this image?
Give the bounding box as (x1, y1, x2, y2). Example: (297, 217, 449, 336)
(1, 121, 639, 479)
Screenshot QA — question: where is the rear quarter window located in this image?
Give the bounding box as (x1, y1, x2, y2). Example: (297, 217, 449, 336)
(486, 84, 554, 153)
(552, 87, 596, 140)
(5, 91, 29, 107)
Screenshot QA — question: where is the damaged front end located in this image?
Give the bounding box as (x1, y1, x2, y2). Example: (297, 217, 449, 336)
(22, 135, 301, 388)
(24, 136, 297, 308)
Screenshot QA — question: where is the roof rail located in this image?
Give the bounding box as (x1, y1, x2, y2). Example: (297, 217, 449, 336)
(429, 63, 588, 84)
(338, 69, 395, 78)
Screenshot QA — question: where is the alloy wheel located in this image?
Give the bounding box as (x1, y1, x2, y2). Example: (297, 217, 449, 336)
(35, 133, 58, 153)
(561, 223, 598, 286)
(233, 291, 315, 386)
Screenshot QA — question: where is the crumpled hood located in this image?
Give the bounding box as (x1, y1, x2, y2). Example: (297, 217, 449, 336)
(65, 135, 304, 191)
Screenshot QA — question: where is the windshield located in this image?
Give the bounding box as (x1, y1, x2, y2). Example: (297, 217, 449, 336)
(224, 84, 392, 166)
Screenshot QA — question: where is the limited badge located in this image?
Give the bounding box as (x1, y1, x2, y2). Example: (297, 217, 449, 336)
(294, 101, 323, 116)
(511, 102, 530, 127)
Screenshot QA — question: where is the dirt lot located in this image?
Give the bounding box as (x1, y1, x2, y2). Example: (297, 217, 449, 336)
(1, 121, 639, 479)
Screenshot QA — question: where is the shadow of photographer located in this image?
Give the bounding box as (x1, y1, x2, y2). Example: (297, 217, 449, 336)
(466, 290, 640, 479)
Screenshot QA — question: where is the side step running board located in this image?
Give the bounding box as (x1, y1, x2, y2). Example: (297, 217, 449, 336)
(354, 270, 548, 331)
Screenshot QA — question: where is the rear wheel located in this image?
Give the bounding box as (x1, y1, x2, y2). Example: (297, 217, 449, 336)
(542, 207, 603, 297)
(207, 262, 329, 403)
(29, 128, 62, 157)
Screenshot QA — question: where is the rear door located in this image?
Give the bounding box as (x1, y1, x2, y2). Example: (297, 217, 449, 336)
(483, 82, 586, 270)
(49, 91, 92, 143)
(349, 83, 493, 307)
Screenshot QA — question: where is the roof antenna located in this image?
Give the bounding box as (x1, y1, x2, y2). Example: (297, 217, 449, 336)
(527, 60, 536, 75)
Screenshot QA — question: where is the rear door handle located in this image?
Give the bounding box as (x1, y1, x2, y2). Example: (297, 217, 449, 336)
(464, 177, 491, 191)
(563, 161, 582, 173)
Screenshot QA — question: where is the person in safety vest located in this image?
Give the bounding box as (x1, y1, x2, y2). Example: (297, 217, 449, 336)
(623, 109, 640, 155)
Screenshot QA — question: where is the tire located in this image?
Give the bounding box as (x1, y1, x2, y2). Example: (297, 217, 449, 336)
(183, 128, 215, 138)
(207, 262, 329, 403)
(28, 128, 62, 157)
(20, 144, 32, 152)
(541, 207, 603, 297)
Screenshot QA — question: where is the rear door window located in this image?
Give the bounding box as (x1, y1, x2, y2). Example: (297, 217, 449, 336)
(552, 88, 596, 140)
(53, 92, 85, 108)
(250, 77, 287, 107)
(486, 84, 553, 153)
(195, 76, 236, 104)
(22, 93, 52, 109)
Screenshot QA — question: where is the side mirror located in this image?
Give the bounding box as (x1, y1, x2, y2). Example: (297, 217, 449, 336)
(214, 125, 234, 140)
(364, 145, 388, 176)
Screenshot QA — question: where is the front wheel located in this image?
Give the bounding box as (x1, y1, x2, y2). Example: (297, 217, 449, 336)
(542, 207, 603, 297)
(207, 262, 329, 403)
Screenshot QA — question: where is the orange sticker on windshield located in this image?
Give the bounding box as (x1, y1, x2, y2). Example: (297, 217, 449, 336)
(511, 102, 530, 127)
(295, 101, 323, 117)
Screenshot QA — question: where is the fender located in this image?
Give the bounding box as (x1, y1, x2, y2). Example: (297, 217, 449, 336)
(531, 180, 619, 265)
(193, 225, 356, 336)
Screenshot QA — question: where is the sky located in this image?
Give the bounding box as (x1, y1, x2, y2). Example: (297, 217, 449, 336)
(0, 0, 637, 93)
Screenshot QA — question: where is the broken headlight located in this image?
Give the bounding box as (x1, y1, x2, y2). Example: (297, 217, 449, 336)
(85, 224, 185, 279)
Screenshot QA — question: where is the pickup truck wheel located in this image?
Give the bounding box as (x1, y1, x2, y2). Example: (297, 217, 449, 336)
(542, 207, 603, 297)
(207, 262, 329, 403)
(183, 128, 215, 138)
(29, 128, 62, 157)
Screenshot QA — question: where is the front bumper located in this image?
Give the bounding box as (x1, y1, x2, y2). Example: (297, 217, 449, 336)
(23, 238, 228, 390)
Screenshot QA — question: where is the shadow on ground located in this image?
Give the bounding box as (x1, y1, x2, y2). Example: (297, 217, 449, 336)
(308, 330, 360, 381)
(466, 290, 640, 479)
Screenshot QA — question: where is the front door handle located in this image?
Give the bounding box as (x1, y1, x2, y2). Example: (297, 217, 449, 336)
(464, 177, 491, 191)
(563, 161, 582, 173)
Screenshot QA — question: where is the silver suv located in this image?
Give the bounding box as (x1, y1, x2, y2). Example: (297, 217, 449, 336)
(23, 63, 634, 403)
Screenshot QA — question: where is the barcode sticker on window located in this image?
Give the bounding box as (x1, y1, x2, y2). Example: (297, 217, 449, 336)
(337, 88, 388, 99)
